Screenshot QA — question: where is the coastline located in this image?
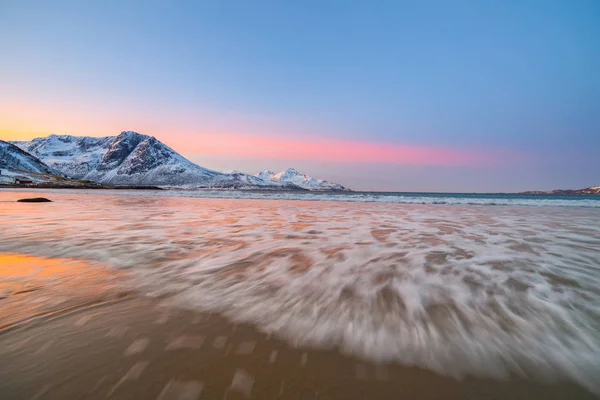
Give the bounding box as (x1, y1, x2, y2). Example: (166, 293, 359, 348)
(3, 187, 598, 210)
(3, 184, 600, 197)
(1, 253, 597, 400)
(0, 183, 164, 190)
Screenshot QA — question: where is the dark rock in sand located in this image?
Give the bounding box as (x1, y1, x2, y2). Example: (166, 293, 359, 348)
(17, 197, 52, 203)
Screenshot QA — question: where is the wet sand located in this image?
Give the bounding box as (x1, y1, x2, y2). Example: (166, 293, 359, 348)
(0, 254, 597, 400)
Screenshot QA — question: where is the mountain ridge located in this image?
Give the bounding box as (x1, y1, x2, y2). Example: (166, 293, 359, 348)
(12, 132, 349, 190)
(520, 186, 600, 195)
(0, 140, 64, 176)
(256, 167, 349, 191)
(14, 131, 264, 188)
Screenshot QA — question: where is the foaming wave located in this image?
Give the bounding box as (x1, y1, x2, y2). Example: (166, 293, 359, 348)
(132, 190, 600, 208)
(2, 187, 600, 207)
(1, 191, 600, 394)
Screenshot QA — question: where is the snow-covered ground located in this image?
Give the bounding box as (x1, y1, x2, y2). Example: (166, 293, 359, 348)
(0, 140, 63, 176)
(13, 135, 113, 179)
(0, 168, 67, 185)
(1, 191, 599, 394)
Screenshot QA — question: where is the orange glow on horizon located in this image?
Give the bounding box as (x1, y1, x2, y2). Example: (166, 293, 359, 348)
(0, 129, 505, 167)
(0, 99, 510, 167)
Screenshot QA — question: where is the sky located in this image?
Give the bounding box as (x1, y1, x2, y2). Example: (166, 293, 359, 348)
(1, 0, 598, 192)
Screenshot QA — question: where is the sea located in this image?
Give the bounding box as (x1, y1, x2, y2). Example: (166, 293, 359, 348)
(152, 189, 600, 208)
(1, 188, 599, 395)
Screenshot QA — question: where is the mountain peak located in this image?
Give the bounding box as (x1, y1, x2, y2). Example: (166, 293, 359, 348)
(256, 170, 276, 181)
(101, 132, 148, 169)
(114, 131, 151, 146)
(12, 132, 291, 189)
(118, 131, 145, 138)
(47, 134, 75, 143)
(12, 133, 350, 190)
(259, 168, 349, 191)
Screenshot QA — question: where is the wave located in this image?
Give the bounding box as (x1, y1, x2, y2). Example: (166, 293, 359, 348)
(181, 191, 600, 208)
(3, 187, 600, 207)
(1, 191, 600, 394)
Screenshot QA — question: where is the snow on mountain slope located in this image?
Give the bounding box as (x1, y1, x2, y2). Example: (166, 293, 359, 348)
(13, 132, 347, 190)
(256, 170, 276, 181)
(14, 132, 292, 189)
(256, 168, 349, 191)
(14, 135, 116, 179)
(0, 140, 64, 176)
(79, 131, 221, 186)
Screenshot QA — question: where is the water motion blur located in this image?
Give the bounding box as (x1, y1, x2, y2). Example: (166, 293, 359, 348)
(1, 189, 599, 399)
(2, 0, 599, 398)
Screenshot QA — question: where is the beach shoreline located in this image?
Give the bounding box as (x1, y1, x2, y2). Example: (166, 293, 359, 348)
(0, 253, 597, 399)
(1, 189, 600, 398)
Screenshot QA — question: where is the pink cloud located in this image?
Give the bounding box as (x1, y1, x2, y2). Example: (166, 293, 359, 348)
(0, 96, 515, 167)
(172, 133, 506, 167)
(0, 99, 512, 167)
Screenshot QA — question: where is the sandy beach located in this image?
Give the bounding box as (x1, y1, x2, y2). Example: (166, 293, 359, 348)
(1, 190, 600, 399)
(0, 253, 597, 400)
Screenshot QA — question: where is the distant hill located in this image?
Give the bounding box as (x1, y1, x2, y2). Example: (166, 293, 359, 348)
(521, 186, 600, 195)
(256, 168, 349, 191)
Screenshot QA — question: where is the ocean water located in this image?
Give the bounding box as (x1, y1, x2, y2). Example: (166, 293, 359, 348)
(1, 189, 600, 394)
(54, 188, 600, 207)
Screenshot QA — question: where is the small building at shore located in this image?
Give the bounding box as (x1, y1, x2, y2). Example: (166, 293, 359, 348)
(14, 177, 33, 184)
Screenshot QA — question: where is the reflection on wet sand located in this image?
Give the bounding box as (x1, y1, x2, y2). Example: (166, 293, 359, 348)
(0, 254, 596, 400)
(0, 254, 129, 333)
(1, 190, 600, 398)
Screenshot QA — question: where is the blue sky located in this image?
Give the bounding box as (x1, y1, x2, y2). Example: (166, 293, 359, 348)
(1, 0, 598, 191)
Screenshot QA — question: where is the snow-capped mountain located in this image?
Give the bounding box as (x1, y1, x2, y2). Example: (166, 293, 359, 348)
(13, 132, 298, 189)
(12, 132, 349, 190)
(13, 135, 114, 180)
(256, 168, 349, 191)
(0, 140, 63, 176)
(256, 170, 276, 181)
